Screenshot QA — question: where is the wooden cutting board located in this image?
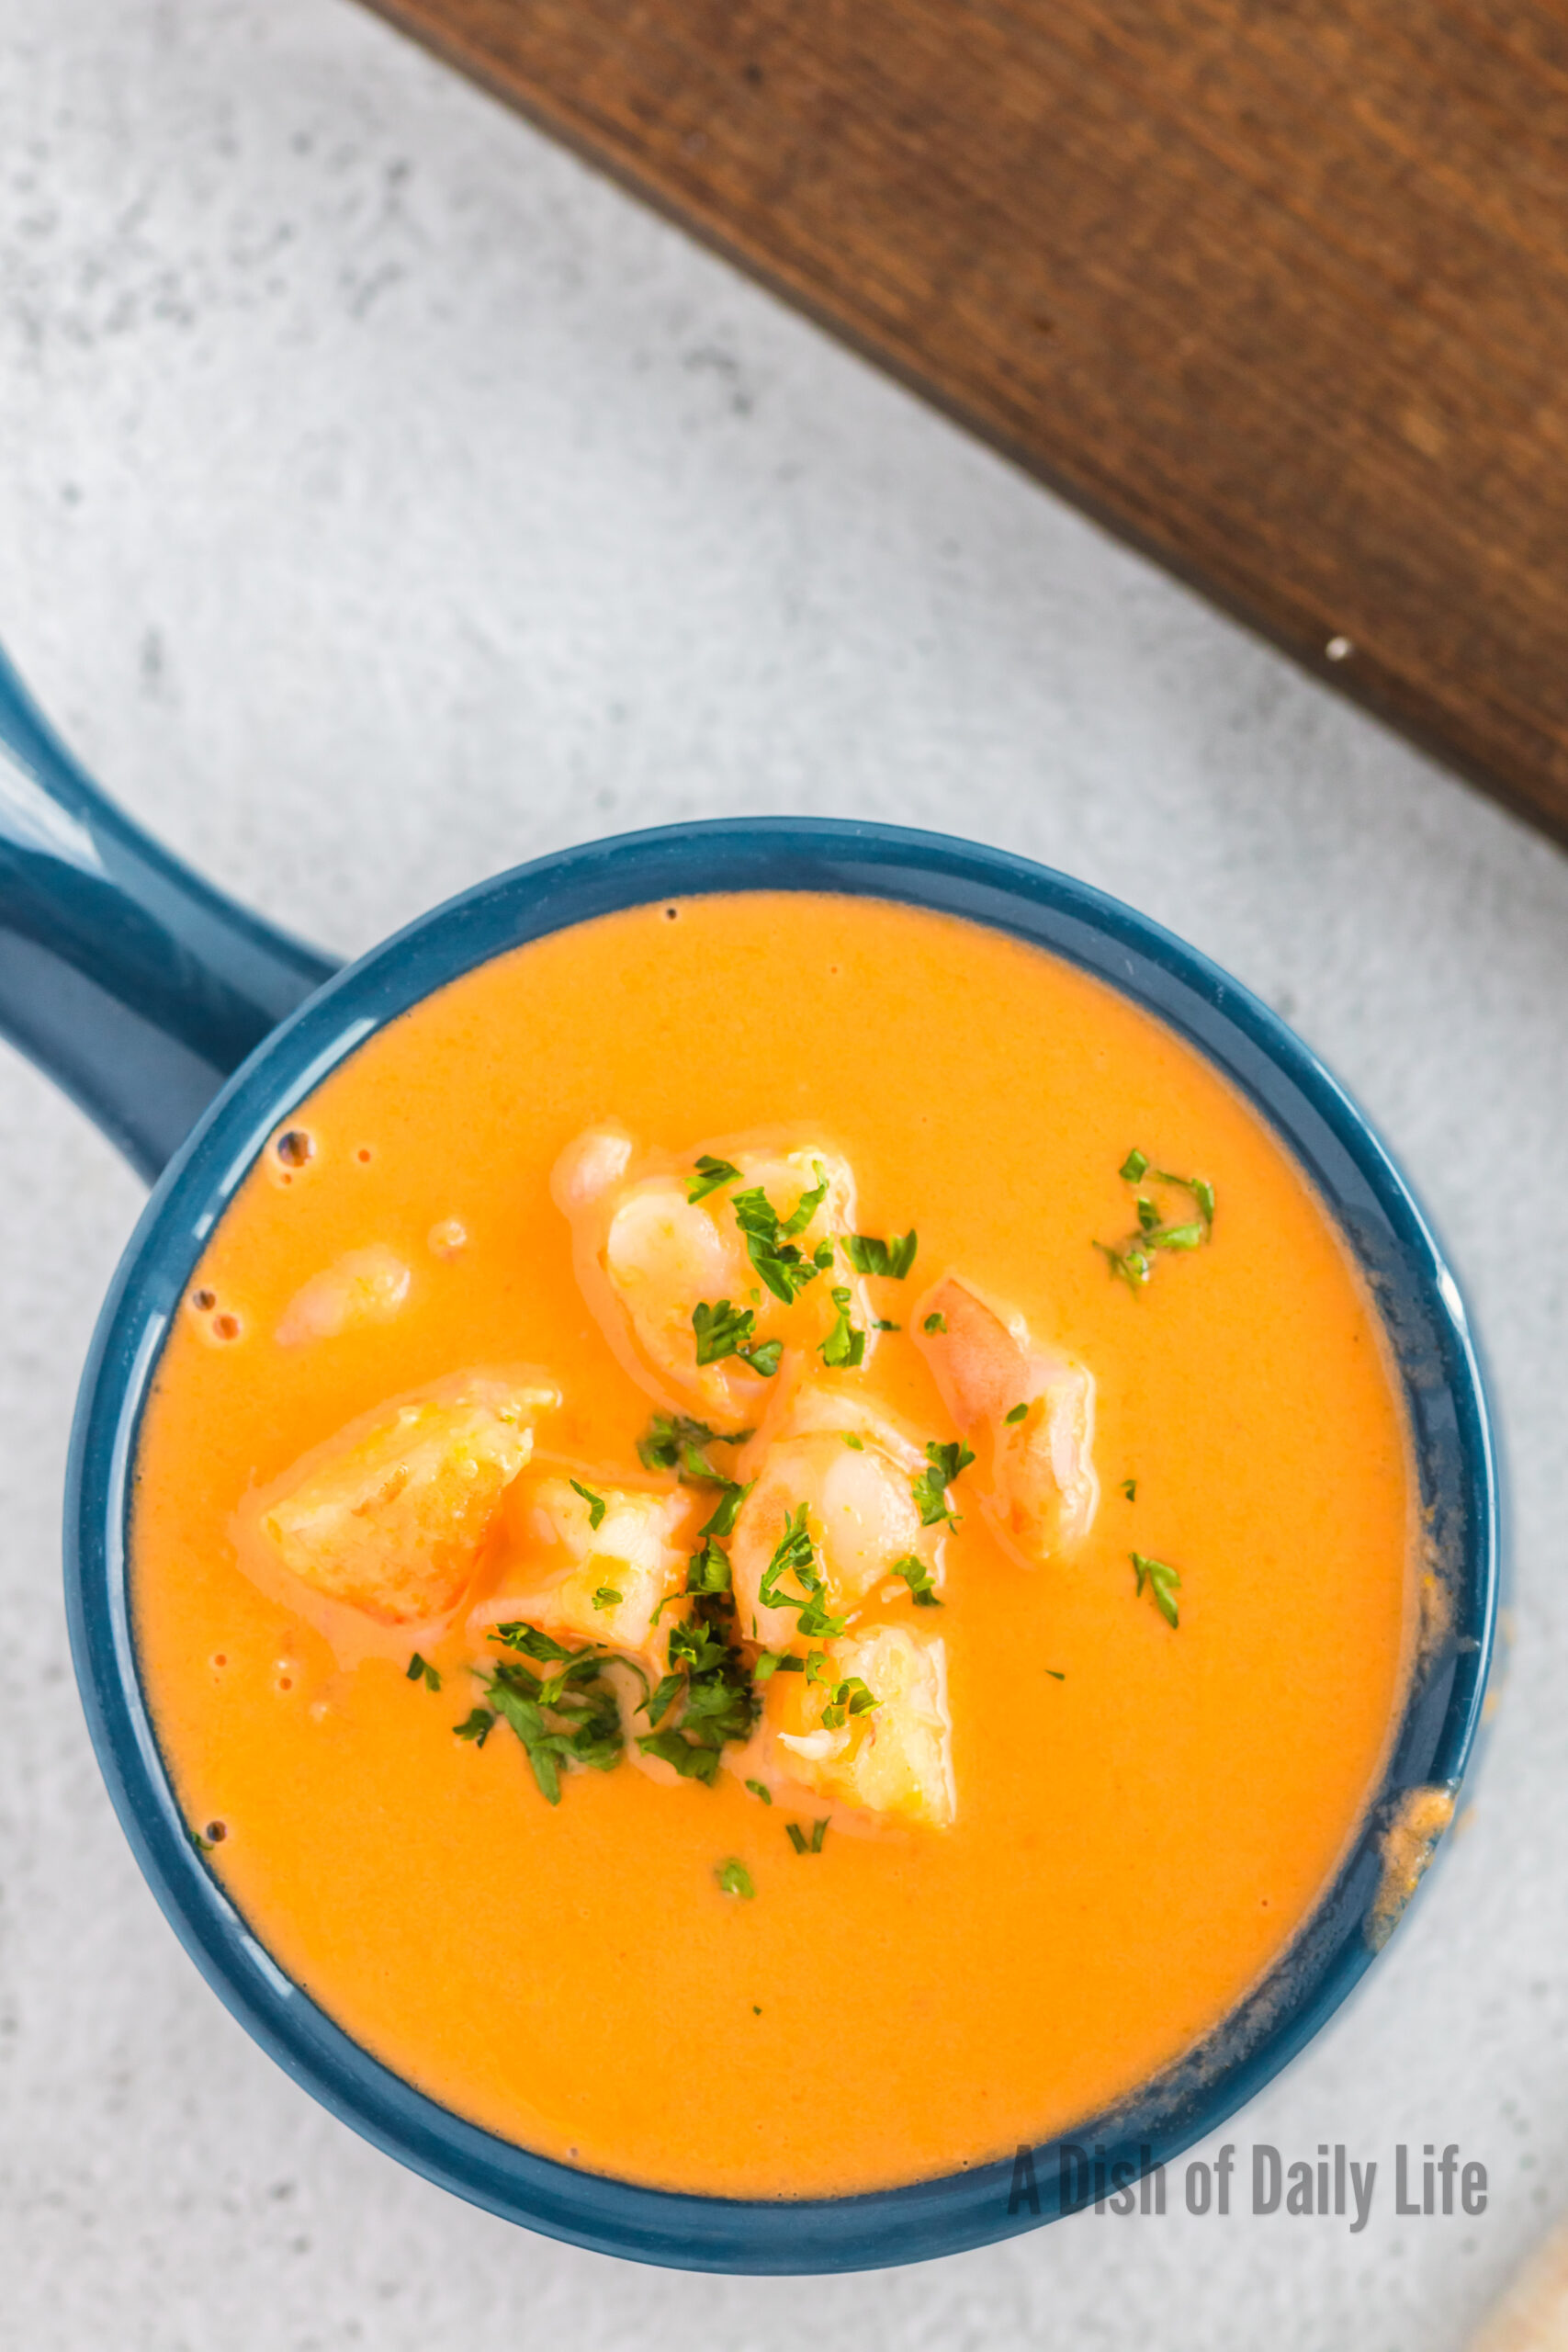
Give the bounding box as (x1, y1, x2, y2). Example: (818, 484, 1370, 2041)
(356, 0, 1568, 842)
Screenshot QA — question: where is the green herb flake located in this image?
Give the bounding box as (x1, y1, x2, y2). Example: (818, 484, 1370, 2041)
(1004, 1401, 1029, 1425)
(1121, 1476, 1138, 1501)
(891, 1553, 942, 1608)
(874, 1318, 900, 1332)
(746, 1779, 773, 1805)
(592, 1585, 623, 1611)
(1132, 1550, 1183, 1629)
(922, 1311, 947, 1335)
(188, 1827, 215, 1856)
(687, 1154, 742, 1204)
(738, 1337, 784, 1378)
(785, 1822, 809, 1856)
(693, 1297, 755, 1367)
(453, 1706, 496, 1747)
(570, 1478, 608, 1532)
(637, 1412, 749, 1476)
(842, 1432, 865, 1451)
(842, 1230, 918, 1280)
(716, 1858, 756, 1899)
(912, 1439, 975, 1527)
(810, 1817, 829, 1853)
(1044, 1668, 1066, 1682)
(686, 1538, 734, 1596)
(1096, 1153, 1216, 1294)
(753, 1651, 804, 1682)
(731, 1170, 830, 1305)
(699, 1479, 755, 1542)
(406, 1652, 442, 1691)
(822, 1675, 880, 1730)
(818, 1285, 866, 1370)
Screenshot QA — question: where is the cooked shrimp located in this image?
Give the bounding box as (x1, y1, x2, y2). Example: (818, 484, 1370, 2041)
(275, 1243, 412, 1346)
(247, 1373, 556, 1625)
(764, 1623, 954, 1829)
(729, 1389, 943, 1648)
(472, 1472, 702, 1670)
(551, 1129, 875, 1419)
(912, 1275, 1098, 1567)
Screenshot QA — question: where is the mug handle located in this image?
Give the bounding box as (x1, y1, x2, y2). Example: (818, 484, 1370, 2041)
(0, 641, 338, 1182)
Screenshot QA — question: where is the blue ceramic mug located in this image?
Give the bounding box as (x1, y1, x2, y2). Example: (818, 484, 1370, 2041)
(0, 641, 1498, 2272)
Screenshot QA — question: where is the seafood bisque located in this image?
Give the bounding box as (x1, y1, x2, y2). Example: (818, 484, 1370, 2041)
(131, 893, 1417, 2199)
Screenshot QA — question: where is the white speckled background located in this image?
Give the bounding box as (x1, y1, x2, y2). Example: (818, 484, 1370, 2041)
(2, 3, 1566, 2344)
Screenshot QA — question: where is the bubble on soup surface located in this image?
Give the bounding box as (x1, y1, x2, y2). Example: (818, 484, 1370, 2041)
(427, 1217, 468, 1261)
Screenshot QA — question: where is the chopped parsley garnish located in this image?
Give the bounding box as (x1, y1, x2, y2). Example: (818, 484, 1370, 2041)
(841, 1432, 865, 1450)
(1096, 1151, 1217, 1293)
(1004, 1401, 1029, 1425)
(699, 1480, 754, 1541)
(922, 1311, 947, 1334)
(592, 1585, 622, 1611)
(842, 1230, 918, 1280)
(637, 1569, 756, 1782)
(406, 1652, 442, 1691)
(746, 1779, 773, 1804)
(1121, 1476, 1138, 1501)
(1132, 1551, 1183, 1628)
(818, 1285, 866, 1370)
(472, 1632, 625, 1804)
(686, 1539, 734, 1595)
(690, 1301, 784, 1378)
(187, 1827, 215, 1856)
(821, 1676, 879, 1730)
(693, 1297, 756, 1365)
(912, 1439, 975, 1527)
(570, 1478, 608, 1532)
(786, 1819, 830, 1855)
(491, 1622, 577, 1661)
(716, 1858, 755, 1898)
(636, 1412, 750, 1479)
(874, 1318, 900, 1332)
(891, 1553, 942, 1607)
(758, 1505, 848, 1640)
(687, 1154, 741, 1203)
(453, 1706, 496, 1746)
(1044, 1668, 1066, 1681)
(728, 1166, 832, 1305)
(753, 1650, 804, 1682)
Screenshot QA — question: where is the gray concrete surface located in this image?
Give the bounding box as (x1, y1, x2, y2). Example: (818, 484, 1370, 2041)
(3, 2, 1566, 2345)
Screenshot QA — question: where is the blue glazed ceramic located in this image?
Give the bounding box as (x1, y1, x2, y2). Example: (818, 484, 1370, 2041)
(0, 642, 1497, 2272)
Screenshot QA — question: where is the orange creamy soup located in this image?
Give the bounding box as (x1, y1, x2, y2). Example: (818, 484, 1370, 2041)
(132, 893, 1415, 2199)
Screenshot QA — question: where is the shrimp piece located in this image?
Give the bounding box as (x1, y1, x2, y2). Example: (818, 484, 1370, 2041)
(729, 1390, 943, 1649)
(248, 1374, 555, 1625)
(551, 1129, 874, 1419)
(275, 1243, 412, 1346)
(765, 1623, 954, 1829)
(912, 1275, 1097, 1568)
(472, 1473, 702, 1670)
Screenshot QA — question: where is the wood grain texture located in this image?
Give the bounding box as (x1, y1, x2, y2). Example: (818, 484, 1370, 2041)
(354, 0, 1568, 839)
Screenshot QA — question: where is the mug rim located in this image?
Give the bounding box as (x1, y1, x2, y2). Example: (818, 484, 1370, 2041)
(63, 816, 1500, 2272)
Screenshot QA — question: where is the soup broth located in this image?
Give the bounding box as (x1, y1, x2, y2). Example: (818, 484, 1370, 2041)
(131, 893, 1415, 2199)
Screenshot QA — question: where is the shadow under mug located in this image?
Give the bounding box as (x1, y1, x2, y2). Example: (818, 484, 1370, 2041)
(0, 642, 1498, 2271)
